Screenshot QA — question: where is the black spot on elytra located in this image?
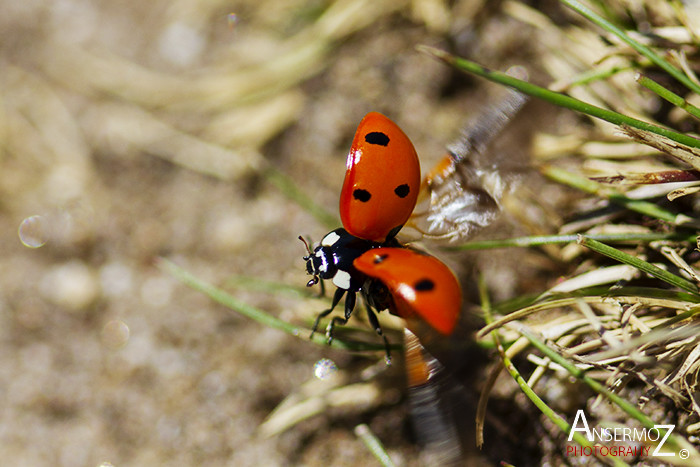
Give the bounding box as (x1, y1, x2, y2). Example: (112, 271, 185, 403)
(353, 189, 371, 202)
(365, 132, 390, 146)
(394, 184, 410, 198)
(414, 278, 435, 292)
(373, 253, 389, 264)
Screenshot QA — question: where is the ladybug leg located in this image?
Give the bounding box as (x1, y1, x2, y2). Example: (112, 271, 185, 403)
(310, 287, 345, 339)
(365, 307, 391, 364)
(327, 290, 356, 345)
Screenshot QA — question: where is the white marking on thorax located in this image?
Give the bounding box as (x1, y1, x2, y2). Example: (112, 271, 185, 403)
(315, 249, 328, 273)
(332, 270, 351, 290)
(321, 231, 340, 247)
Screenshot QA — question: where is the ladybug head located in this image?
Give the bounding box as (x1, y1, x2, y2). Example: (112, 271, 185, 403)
(299, 236, 321, 287)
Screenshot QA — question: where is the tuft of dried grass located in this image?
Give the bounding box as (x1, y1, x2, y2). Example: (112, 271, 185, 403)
(433, 1, 700, 463)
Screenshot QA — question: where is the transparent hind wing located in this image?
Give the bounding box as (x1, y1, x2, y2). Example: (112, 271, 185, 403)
(408, 159, 501, 243)
(407, 86, 527, 244)
(404, 329, 464, 465)
(448, 85, 528, 166)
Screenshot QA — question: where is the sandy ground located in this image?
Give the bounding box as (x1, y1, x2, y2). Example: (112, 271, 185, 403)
(0, 1, 566, 465)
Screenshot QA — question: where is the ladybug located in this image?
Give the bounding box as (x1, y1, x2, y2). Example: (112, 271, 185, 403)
(302, 112, 462, 359)
(301, 93, 524, 461)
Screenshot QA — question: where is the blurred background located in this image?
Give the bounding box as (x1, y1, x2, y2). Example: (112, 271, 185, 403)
(0, 0, 588, 465)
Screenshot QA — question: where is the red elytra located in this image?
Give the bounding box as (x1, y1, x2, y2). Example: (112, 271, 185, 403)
(339, 112, 421, 243)
(353, 247, 462, 336)
(305, 112, 471, 342)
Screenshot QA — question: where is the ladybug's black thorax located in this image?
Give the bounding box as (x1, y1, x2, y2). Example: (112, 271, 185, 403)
(304, 228, 392, 291)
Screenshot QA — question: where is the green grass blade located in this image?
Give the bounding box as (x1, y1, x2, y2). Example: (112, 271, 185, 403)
(480, 286, 700, 339)
(560, 0, 700, 96)
(565, 63, 635, 89)
(481, 285, 624, 466)
(447, 231, 689, 251)
(541, 165, 681, 223)
(577, 235, 699, 294)
(417, 45, 700, 150)
(264, 165, 339, 230)
(157, 258, 395, 353)
(224, 274, 317, 297)
(636, 74, 700, 121)
(518, 326, 700, 462)
(354, 424, 396, 467)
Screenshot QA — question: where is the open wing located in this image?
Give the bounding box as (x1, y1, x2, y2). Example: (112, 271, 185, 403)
(406, 88, 527, 243)
(404, 328, 464, 465)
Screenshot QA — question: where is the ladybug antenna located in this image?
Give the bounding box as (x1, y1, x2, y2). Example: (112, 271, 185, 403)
(298, 235, 313, 257)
